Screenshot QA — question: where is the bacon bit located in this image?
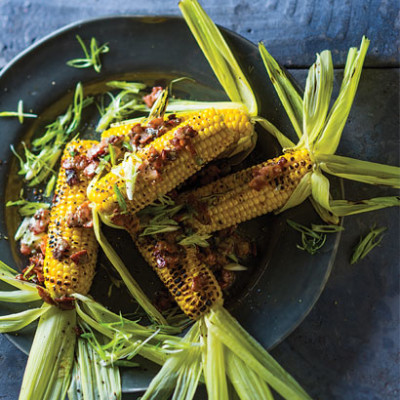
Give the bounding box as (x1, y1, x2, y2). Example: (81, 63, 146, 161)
(148, 117, 164, 128)
(29, 253, 44, 268)
(106, 135, 124, 146)
(153, 241, 180, 269)
(67, 201, 92, 228)
(37, 286, 56, 306)
(83, 161, 99, 178)
(139, 131, 155, 145)
(143, 86, 163, 108)
(52, 238, 70, 260)
(40, 235, 47, 255)
(169, 126, 197, 156)
(16, 263, 44, 285)
(186, 194, 211, 225)
(53, 296, 75, 310)
(129, 117, 181, 149)
(153, 290, 175, 312)
(62, 155, 89, 171)
(218, 269, 235, 290)
(191, 273, 209, 292)
(29, 209, 50, 234)
(249, 161, 285, 190)
(87, 142, 108, 159)
(165, 114, 181, 127)
(65, 169, 80, 186)
(196, 247, 217, 266)
(20, 243, 32, 256)
(70, 250, 89, 265)
(61, 158, 75, 170)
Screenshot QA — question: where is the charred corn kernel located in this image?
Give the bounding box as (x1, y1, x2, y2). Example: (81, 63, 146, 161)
(89, 108, 253, 216)
(133, 234, 223, 320)
(182, 149, 312, 234)
(44, 140, 99, 299)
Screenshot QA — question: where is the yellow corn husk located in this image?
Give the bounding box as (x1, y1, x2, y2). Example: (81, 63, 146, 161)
(88, 108, 253, 216)
(133, 235, 223, 320)
(44, 140, 98, 299)
(182, 149, 312, 234)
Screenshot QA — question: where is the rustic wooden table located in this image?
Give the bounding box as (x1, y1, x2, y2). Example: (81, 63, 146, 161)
(0, 1, 399, 399)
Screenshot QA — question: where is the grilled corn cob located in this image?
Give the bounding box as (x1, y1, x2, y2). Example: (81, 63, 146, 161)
(44, 140, 98, 299)
(134, 235, 223, 320)
(181, 149, 312, 233)
(88, 108, 253, 216)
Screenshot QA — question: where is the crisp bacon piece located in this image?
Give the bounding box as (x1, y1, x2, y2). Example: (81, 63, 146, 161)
(20, 243, 32, 256)
(67, 201, 92, 228)
(52, 238, 70, 260)
(218, 269, 235, 290)
(143, 86, 163, 108)
(191, 273, 209, 292)
(70, 250, 89, 265)
(29, 209, 51, 234)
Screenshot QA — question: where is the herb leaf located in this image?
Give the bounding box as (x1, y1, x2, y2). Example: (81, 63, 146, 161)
(178, 233, 211, 247)
(66, 35, 109, 73)
(113, 184, 127, 213)
(350, 226, 387, 264)
(11, 83, 92, 187)
(6, 199, 50, 217)
(0, 100, 37, 123)
(287, 219, 342, 255)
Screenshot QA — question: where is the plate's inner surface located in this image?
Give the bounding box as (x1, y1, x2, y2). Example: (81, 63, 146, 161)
(0, 16, 342, 392)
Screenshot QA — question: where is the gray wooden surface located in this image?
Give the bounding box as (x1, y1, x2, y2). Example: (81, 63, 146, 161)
(0, 0, 399, 68)
(0, 1, 399, 399)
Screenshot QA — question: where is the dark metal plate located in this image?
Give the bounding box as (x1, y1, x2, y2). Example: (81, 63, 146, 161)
(0, 16, 342, 392)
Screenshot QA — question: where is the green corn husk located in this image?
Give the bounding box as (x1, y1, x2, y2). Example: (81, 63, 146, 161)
(92, 209, 167, 325)
(316, 153, 400, 188)
(0, 290, 41, 303)
(179, 0, 257, 116)
(140, 323, 202, 400)
(258, 43, 303, 139)
(68, 334, 121, 400)
(19, 306, 76, 400)
(226, 351, 274, 400)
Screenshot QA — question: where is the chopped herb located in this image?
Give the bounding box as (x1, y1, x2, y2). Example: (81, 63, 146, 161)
(223, 263, 248, 271)
(122, 140, 133, 152)
(108, 144, 116, 166)
(95, 81, 147, 131)
(106, 81, 146, 92)
(310, 224, 344, 233)
(0, 100, 37, 123)
(178, 233, 211, 247)
(6, 199, 50, 217)
(11, 83, 93, 186)
(139, 196, 184, 236)
(227, 253, 239, 263)
(113, 184, 127, 213)
(23, 264, 35, 280)
(66, 35, 109, 73)
(287, 219, 340, 255)
(95, 156, 111, 175)
(350, 226, 387, 264)
(44, 175, 56, 198)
